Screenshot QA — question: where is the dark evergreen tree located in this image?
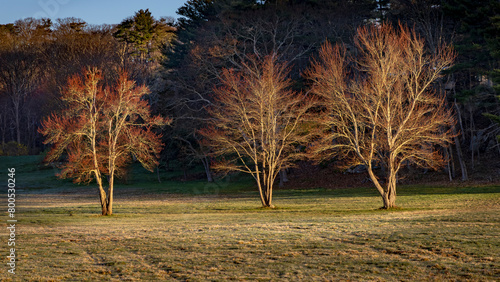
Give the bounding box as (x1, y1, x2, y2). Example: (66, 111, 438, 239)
(114, 9, 175, 65)
(442, 0, 500, 165)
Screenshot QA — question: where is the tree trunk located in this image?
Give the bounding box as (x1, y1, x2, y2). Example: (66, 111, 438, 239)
(454, 100, 465, 144)
(445, 146, 454, 181)
(183, 166, 188, 181)
(96, 175, 109, 216)
(449, 146, 456, 179)
(106, 195, 113, 215)
(367, 165, 397, 209)
(93, 147, 108, 215)
(266, 180, 274, 208)
(201, 156, 213, 182)
(256, 171, 275, 208)
(453, 125, 468, 181)
(1, 110, 5, 145)
(384, 168, 398, 209)
(446, 154, 453, 182)
(157, 166, 161, 183)
(99, 197, 109, 215)
(469, 104, 476, 170)
(279, 169, 288, 188)
(13, 99, 21, 144)
(497, 137, 500, 156)
(256, 177, 267, 208)
(106, 170, 114, 216)
(382, 190, 396, 209)
(90, 99, 110, 215)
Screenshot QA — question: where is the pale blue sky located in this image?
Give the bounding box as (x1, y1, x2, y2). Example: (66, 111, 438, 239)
(0, 0, 188, 25)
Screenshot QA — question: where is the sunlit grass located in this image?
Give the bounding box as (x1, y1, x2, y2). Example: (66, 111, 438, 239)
(0, 155, 499, 280)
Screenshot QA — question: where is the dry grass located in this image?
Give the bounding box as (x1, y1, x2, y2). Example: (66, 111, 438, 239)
(1, 185, 499, 281)
(1, 156, 499, 281)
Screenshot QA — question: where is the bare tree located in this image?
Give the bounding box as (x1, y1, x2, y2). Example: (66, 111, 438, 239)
(161, 6, 321, 182)
(200, 56, 315, 208)
(39, 68, 169, 215)
(307, 23, 456, 209)
(0, 18, 49, 145)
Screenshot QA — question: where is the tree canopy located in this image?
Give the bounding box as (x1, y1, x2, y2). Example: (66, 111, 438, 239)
(307, 23, 456, 208)
(39, 68, 169, 215)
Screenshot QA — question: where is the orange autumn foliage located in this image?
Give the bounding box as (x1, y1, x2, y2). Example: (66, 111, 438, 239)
(39, 68, 170, 215)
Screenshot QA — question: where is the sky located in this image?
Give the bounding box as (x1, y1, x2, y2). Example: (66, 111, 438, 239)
(0, 0, 188, 25)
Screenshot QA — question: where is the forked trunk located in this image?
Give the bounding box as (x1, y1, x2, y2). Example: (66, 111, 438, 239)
(382, 176, 397, 209)
(96, 174, 113, 216)
(99, 194, 113, 216)
(367, 166, 397, 209)
(101, 200, 111, 216)
(256, 172, 275, 208)
(382, 192, 396, 209)
(261, 187, 274, 208)
(382, 162, 398, 209)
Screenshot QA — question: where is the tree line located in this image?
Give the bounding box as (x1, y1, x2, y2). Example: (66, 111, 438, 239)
(1, 0, 499, 215)
(0, 11, 175, 153)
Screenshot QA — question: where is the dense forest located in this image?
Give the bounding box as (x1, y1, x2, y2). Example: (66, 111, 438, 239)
(1, 0, 499, 187)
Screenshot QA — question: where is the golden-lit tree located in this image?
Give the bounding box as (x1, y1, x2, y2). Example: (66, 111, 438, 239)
(307, 23, 456, 209)
(200, 56, 315, 208)
(39, 68, 169, 215)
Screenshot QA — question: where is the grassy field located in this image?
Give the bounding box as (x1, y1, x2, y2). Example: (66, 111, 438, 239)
(1, 156, 499, 281)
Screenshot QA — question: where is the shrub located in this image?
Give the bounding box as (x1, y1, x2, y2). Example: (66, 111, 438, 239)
(1, 141, 29, 156)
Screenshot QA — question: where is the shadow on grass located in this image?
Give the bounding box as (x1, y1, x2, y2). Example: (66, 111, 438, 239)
(395, 184, 500, 196)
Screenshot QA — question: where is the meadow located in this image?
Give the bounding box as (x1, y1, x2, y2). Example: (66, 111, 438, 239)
(1, 156, 499, 281)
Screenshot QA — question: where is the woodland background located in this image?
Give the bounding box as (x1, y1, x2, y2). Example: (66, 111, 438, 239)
(1, 0, 499, 185)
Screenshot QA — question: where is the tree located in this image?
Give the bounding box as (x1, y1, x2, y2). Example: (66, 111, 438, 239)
(307, 23, 456, 209)
(483, 95, 500, 144)
(161, 0, 369, 183)
(114, 9, 176, 82)
(200, 56, 315, 208)
(39, 68, 170, 215)
(114, 10, 177, 122)
(176, 0, 217, 31)
(0, 18, 50, 145)
(442, 0, 500, 167)
(49, 19, 123, 85)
